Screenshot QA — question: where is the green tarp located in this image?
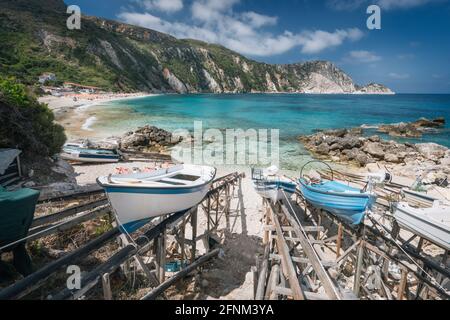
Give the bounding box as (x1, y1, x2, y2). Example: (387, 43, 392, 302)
(0, 188, 40, 249)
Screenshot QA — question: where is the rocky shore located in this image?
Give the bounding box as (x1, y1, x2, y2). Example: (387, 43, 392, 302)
(299, 118, 449, 186)
(72, 125, 182, 154)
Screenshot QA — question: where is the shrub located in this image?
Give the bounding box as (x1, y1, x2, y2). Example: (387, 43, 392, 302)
(0, 77, 66, 156)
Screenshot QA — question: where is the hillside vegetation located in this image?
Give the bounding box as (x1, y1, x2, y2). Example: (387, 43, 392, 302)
(0, 77, 66, 156)
(0, 0, 392, 94)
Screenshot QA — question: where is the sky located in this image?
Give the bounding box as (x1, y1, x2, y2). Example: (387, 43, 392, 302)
(64, 0, 450, 93)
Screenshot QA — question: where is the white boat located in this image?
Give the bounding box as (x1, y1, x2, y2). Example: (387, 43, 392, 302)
(60, 144, 120, 163)
(251, 166, 297, 203)
(97, 164, 216, 233)
(394, 199, 450, 250)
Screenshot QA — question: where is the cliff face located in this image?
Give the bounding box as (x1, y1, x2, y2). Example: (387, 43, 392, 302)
(0, 0, 393, 94)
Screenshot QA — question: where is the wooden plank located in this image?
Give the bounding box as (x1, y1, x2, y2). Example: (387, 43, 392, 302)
(269, 203, 305, 300)
(353, 241, 365, 296)
(50, 210, 190, 300)
(397, 268, 408, 300)
(0, 227, 120, 300)
(255, 244, 270, 300)
(336, 223, 343, 258)
(25, 206, 110, 243)
(279, 200, 342, 300)
(31, 199, 108, 228)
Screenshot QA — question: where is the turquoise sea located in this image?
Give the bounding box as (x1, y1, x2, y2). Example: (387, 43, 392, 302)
(90, 94, 450, 170)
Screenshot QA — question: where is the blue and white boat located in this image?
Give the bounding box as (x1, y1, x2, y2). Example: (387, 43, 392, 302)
(298, 178, 375, 225)
(61, 143, 120, 163)
(252, 166, 297, 203)
(97, 164, 216, 233)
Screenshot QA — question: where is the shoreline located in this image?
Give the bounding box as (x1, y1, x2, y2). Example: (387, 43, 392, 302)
(39, 92, 158, 139)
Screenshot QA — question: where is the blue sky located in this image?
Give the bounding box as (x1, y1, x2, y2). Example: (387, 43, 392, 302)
(65, 0, 450, 93)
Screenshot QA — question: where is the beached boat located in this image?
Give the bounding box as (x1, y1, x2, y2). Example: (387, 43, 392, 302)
(251, 166, 297, 203)
(393, 196, 450, 250)
(97, 164, 216, 233)
(60, 144, 120, 163)
(298, 178, 375, 225)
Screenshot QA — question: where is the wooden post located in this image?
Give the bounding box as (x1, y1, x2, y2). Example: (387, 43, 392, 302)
(397, 268, 408, 300)
(353, 240, 365, 296)
(252, 266, 258, 300)
(180, 216, 186, 263)
(336, 223, 343, 258)
(255, 244, 270, 300)
(191, 207, 198, 263)
(102, 273, 112, 300)
(268, 264, 280, 300)
(158, 228, 166, 284)
(263, 200, 270, 245)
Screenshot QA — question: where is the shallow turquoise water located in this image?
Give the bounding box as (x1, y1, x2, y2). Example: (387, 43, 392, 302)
(91, 94, 450, 170)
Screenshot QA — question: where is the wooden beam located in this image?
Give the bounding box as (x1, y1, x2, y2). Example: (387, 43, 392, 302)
(269, 203, 305, 300)
(279, 200, 342, 300)
(255, 244, 270, 300)
(0, 227, 120, 300)
(336, 223, 343, 258)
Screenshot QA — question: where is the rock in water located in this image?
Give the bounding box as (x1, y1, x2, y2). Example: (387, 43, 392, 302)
(120, 125, 181, 152)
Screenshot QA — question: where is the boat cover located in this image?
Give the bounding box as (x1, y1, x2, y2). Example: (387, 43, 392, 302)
(0, 188, 40, 248)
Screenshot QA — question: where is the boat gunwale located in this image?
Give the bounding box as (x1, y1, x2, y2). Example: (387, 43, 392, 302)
(298, 178, 371, 199)
(97, 167, 217, 191)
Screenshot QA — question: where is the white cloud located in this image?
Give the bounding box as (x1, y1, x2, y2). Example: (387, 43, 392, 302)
(298, 29, 364, 54)
(389, 72, 410, 79)
(326, 0, 443, 10)
(138, 0, 184, 13)
(377, 0, 433, 10)
(118, 0, 364, 57)
(345, 50, 382, 63)
(326, 0, 367, 11)
(241, 12, 278, 28)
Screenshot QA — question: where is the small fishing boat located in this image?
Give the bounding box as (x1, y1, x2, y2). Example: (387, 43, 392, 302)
(393, 192, 450, 250)
(0, 186, 40, 275)
(297, 161, 376, 225)
(60, 144, 120, 163)
(97, 164, 216, 233)
(251, 166, 297, 203)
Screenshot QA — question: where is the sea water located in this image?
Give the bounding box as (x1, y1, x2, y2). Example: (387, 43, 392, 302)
(89, 94, 450, 170)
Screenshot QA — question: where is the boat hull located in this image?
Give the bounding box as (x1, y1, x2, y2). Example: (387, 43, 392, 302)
(253, 181, 296, 203)
(299, 180, 373, 225)
(104, 183, 211, 232)
(394, 202, 450, 250)
(60, 152, 119, 163)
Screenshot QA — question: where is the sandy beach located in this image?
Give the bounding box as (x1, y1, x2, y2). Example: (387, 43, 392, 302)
(38, 92, 157, 139)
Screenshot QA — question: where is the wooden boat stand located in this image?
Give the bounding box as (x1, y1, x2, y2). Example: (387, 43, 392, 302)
(0, 172, 244, 300)
(254, 186, 449, 300)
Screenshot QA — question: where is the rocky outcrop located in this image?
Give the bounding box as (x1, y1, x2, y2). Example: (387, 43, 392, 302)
(120, 125, 182, 152)
(355, 83, 394, 94)
(299, 127, 450, 186)
(377, 117, 445, 138)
